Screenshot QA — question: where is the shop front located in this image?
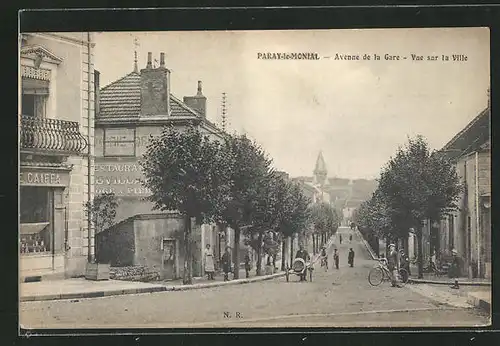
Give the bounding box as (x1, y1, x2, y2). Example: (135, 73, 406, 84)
(19, 167, 71, 278)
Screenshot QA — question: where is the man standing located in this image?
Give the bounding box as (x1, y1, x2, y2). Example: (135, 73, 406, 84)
(348, 248, 355, 267)
(387, 244, 402, 288)
(221, 246, 232, 282)
(333, 248, 340, 269)
(244, 246, 252, 279)
(449, 249, 461, 289)
(295, 244, 310, 281)
(339, 234, 343, 244)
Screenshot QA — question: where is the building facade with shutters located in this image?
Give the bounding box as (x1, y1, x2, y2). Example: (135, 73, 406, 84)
(19, 33, 96, 279)
(435, 107, 491, 279)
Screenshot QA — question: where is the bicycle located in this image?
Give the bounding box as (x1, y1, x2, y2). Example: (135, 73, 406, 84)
(368, 258, 409, 287)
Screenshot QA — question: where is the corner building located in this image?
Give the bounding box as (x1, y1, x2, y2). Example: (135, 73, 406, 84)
(19, 33, 96, 279)
(94, 52, 227, 280)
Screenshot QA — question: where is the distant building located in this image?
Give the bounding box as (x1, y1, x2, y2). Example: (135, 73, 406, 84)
(293, 152, 378, 224)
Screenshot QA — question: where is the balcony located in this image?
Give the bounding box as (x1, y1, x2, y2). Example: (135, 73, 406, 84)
(20, 115, 88, 156)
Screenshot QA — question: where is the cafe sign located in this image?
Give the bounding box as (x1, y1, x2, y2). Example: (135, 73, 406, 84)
(20, 169, 70, 187)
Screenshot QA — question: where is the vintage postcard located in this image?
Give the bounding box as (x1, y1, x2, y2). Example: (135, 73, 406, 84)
(19, 28, 491, 330)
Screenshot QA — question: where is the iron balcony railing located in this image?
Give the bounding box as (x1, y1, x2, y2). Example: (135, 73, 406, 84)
(20, 115, 88, 155)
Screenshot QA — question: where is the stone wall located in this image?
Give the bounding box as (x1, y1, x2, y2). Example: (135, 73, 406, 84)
(110, 265, 160, 282)
(96, 218, 135, 266)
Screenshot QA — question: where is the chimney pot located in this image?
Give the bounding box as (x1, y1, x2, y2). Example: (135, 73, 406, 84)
(160, 52, 165, 67)
(197, 81, 203, 95)
(147, 52, 152, 68)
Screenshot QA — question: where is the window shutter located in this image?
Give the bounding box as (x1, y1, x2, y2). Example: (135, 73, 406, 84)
(22, 78, 50, 95)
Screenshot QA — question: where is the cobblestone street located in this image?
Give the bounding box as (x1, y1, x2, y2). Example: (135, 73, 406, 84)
(20, 228, 490, 329)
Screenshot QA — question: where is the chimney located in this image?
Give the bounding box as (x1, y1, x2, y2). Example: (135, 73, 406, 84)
(160, 52, 165, 68)
(140, 52, 171, 116)
(183, 80, 207, 118)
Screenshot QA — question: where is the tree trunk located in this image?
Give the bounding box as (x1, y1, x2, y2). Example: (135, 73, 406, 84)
(281, 239, 286, 271)
(233, 226, 241, 279)
(256, 232, 263, 276)
(312, 233, 316, 255)
(183, 214, 193, 285)
(417, 227, 424, 279)
(290, 234, 294, 267)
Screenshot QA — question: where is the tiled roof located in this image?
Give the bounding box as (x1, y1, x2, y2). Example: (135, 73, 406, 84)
(99, 71, 200, 118)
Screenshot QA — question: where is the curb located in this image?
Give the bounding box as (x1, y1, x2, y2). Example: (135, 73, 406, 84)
(20, 272, 286, 302)
(408, 278, 491, 286)
(467, 293, 491, 312)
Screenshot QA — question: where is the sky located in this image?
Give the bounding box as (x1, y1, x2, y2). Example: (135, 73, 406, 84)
(93, 28, 489, 180)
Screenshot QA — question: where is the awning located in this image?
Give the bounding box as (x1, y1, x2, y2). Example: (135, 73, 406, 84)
(20, 222, 49, 235)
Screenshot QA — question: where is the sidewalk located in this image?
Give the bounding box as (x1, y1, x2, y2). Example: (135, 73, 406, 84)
(407, 282, 491, 314)
(20, 269, 286, 302)
(21, 235, 337, 303)
(407, 265, 491, 286)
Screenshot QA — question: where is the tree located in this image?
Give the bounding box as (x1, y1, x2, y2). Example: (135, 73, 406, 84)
(218, 134, 273, 279)
(309, 202, 339, 253)
(140, 124, 233, 285)
(84, 192, 118, 263)
(377, 136, 462, 278)
(279, 181, 311, 267)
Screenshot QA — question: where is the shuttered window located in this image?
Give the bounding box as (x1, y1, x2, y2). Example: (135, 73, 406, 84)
(22, 78, 50, 95)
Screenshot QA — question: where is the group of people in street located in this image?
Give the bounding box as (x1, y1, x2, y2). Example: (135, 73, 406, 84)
(203, 244, 233, 282)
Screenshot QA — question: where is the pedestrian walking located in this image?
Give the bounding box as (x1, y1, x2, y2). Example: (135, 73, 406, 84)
(387, 244, 402, 288)
(320, 246, 328, 270)
(333, 248, 339, 269)
(203, 244, 215, 280)
(349, 234, 353, 243)
(244, 247, 252, 279)
(221, 246, 232, 281)
(399, 249, 410, 276)
(339, 234, 343, 244)
(449, 249, 461, 289)
(348, 248, 355, 267)
(295, 244, 310, 281)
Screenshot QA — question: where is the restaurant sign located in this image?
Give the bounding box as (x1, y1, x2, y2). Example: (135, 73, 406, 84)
(20, 169, 70, 187)
(94, 160, 151, 197)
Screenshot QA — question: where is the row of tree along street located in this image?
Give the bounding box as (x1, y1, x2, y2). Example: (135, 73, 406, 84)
(139, 124, 341, 284)
(352, 135, 463, 279)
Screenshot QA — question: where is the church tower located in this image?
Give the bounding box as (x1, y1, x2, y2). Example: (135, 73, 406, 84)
(313, 151, 328, 186)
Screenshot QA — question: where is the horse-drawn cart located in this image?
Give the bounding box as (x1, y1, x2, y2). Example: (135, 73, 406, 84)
(285, 258, 314, 282)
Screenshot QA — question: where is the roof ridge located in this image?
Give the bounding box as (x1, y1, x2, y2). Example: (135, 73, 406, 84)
(100, 71, 140, 91)
(441, 107, 490, 151)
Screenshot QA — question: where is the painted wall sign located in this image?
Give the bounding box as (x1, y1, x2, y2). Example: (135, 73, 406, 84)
(94, 161, 151, 197)
(20, 170, 70, 187)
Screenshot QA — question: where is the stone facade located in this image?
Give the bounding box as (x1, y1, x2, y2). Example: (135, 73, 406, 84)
(436, 107, 490, 279)
(20, 33, 95, 278)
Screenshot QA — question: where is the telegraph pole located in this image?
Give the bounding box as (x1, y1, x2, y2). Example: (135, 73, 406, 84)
(221, 92, 228, 132)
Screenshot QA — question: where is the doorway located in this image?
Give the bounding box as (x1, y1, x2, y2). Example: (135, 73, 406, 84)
(161, 238, 177, 280)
